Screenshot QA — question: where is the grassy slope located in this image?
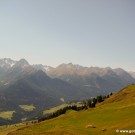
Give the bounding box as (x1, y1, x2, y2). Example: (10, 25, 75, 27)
(0, 124, 26, 135)
(43, 102, 83, 115)
(2, 85, 135, 135)
(0, 111, 15, 120)
(43, 104, 68, 115)
(19, 105, 35, 112)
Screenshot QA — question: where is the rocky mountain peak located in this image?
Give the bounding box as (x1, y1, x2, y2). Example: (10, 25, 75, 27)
(14, 59, 29, 68)
(0, 58, 16, 69)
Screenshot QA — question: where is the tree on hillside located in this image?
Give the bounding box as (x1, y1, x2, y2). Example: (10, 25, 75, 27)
(97, 96, 103, 103)
(110, 92, 113, 96)
(90, 98, 97, 107)
(87, 99, 92, 108)
(91, 101, 95, 107)
(102, 95, 107, 100)
(92, 98, 97, 104)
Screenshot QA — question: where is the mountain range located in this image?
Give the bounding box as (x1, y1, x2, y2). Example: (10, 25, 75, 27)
(45, 63, 135, 95)
(0, 58, 134, 124)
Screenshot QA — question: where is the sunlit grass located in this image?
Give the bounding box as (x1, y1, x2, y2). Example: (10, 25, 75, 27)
(19, 105, 35, 112)
(43, 104, 68, 115)
(0, 111, 15, 120)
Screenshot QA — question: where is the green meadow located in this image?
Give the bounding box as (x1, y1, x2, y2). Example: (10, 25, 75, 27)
(0, 111, 15, 120)
(19, 105, 35, 112)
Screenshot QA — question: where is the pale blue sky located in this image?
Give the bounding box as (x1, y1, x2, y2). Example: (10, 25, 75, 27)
(0, 0, 135, 71)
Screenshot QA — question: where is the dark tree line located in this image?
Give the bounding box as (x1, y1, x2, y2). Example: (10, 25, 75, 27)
(38, 105, 87, 122)
(38, 93, 113, 122)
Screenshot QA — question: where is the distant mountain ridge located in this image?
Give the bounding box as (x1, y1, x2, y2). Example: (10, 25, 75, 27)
(0, 58, 134, 92)
(129, 72, 135, 79)
(0, 58, 134, 95)
(45, 63, 135, 96)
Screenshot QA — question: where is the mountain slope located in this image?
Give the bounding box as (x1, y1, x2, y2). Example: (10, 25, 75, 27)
(129, 72, 135, 79)
(46, 63, 135, 96)
(0, 58, 16, 80)
(0, 59, 88, 125)
(0, 70, 86, 124)
(8, 84, 135, 135)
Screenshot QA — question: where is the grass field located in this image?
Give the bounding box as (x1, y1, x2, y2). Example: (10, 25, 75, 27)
(5, 84, 135, 135)
(19, 105, 35, 112)
(0, 125, 21, 135)
(0, 122, 36, 135)
(0, 111, 15, 120)
(43, 102, 84, 115)
(43, 104, 68, 115)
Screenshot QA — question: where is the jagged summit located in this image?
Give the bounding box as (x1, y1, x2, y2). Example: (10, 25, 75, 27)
(32, 64, 53, 72)
(0, 58, 29, 69)
(14, 59, 29, 68)
(0, 58, 134, 96)
(0, 58, 16, 68)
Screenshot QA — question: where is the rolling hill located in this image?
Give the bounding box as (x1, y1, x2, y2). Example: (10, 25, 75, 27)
(7, 84, 135, 135)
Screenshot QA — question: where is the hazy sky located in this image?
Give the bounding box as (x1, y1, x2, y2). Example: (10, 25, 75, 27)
(0, 0, 135, 71)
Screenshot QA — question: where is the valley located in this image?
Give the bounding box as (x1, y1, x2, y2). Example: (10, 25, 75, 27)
(0, 84, 134, 135)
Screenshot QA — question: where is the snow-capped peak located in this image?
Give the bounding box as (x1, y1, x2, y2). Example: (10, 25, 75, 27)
(14, 59, 29, 68)
(0, 58, 16, 68)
